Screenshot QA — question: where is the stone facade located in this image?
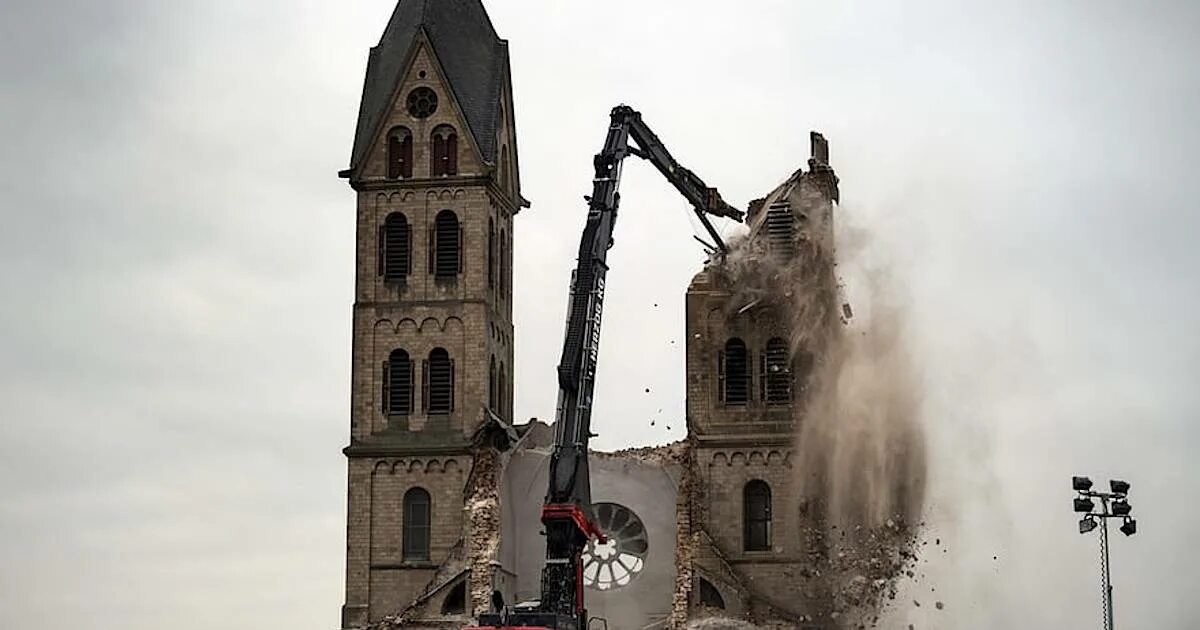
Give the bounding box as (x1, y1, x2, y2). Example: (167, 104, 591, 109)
(340, 2, 522, 626)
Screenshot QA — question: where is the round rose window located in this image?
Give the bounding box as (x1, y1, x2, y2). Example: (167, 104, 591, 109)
(406, 87, 438, 119)
(583, 502, 649, 591)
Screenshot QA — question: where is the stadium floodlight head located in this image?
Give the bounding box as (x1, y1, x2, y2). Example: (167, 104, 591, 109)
(1074, 497, 1096, 513)
(1073, 476, 1094, 492)
(1120, 518, 1137, 537)
(1079, 516, 1098, 534)
(1111, 500, 1132, 517)
(1110, 479, 1130, 495)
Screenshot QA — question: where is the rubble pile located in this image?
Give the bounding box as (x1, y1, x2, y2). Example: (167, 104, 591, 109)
(684, 618, 760, 630)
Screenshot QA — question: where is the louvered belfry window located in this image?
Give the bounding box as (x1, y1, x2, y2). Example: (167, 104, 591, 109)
(720, 338, 751, 405)
(381, 349, 414, 416)
(431, 125, 458, 176)
(379, 213, 412, 282)
(765, 201, 795, 259)
(430, 210, 461, 279)
(402, 487, 431, 560)
(761, 337, 792, 405)
(743, 480, 772, 551)
(387, 127, 413, 179)
(423, 348, 454, 414)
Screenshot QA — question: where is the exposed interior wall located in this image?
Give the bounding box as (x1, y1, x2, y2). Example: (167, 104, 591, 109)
(499, 441, 683, 630)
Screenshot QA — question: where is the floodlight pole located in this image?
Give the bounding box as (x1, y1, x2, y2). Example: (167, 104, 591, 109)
(1097, 495, 1114, 630)
(1073, 478, 1134, 630)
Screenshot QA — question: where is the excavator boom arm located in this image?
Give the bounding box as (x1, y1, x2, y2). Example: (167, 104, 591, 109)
(475, 105, 742, 630)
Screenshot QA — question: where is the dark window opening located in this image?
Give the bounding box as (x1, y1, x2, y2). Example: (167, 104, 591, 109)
(379, 213, 412, 282)
(382, 349, 414, 416)
(431, 125, 458, 176)
(423, 348, 455, 414)
(403, 487, 431, 560)
(441, 581, 466, 615)
(761, 337, 792, 405)
(719, 338, 751, 406)
(488, 355, 497, 411)
(387, 127, 413, 179)
(430, 210, 461, 279)
(698, 578, 725, 609)
(487, 218, 496, 289)
(744, 480, 772, 551)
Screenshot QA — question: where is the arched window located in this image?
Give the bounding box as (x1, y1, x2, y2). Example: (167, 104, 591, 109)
(698, 578, 725, 609)
(379, 212, 412, 282)
(488, 355, 498, 411)
(440, 581, 466, 615)
(719, 338, 751, 405)
(382, 349, 414, 415)
(431, 125, 458, 176)
(498, 363, 507, 421)
(423, 348, 455, 414)
(430, 210, 462, 279)
(387, 127, 413, 179)
(487, 217, 496, 289)
(498, 228, 507, 298)
(744, 480, 772, 551)
(403, 487, 431, 560)
(761, 337, 792, 405)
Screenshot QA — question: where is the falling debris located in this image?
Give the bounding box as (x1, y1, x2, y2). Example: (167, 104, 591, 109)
(698, 152, 926, 629)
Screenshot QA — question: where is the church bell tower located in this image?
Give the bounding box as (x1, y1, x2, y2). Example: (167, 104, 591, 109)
(338, 1, 525, 625)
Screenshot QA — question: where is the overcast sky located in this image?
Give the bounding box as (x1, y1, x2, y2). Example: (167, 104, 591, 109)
(1, 1, 1198, 629)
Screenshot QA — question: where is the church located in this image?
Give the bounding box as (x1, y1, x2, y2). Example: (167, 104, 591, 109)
(336, 2, 840, 628)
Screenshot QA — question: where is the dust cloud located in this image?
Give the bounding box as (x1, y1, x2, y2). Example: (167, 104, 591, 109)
(721, 167, 928, 627)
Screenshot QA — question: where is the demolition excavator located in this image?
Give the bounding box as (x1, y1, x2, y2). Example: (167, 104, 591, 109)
(468, 105, 744, 630)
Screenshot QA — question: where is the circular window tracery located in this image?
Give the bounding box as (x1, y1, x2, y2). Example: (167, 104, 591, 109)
(583, 502, 648, 591)
(407, 87, 438, 119)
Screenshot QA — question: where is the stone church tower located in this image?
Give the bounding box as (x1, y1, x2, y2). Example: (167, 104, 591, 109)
(337, 1, 525, 626)
(679, 137, 839, 626)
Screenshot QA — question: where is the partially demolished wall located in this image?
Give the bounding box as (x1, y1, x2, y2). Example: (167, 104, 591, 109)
(676, 135, 926, 629)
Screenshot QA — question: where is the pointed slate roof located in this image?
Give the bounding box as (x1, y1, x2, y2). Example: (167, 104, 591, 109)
(349, 0, 508, 173)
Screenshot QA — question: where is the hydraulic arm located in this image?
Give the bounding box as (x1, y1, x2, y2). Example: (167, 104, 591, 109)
(472, 105, 743, 630)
